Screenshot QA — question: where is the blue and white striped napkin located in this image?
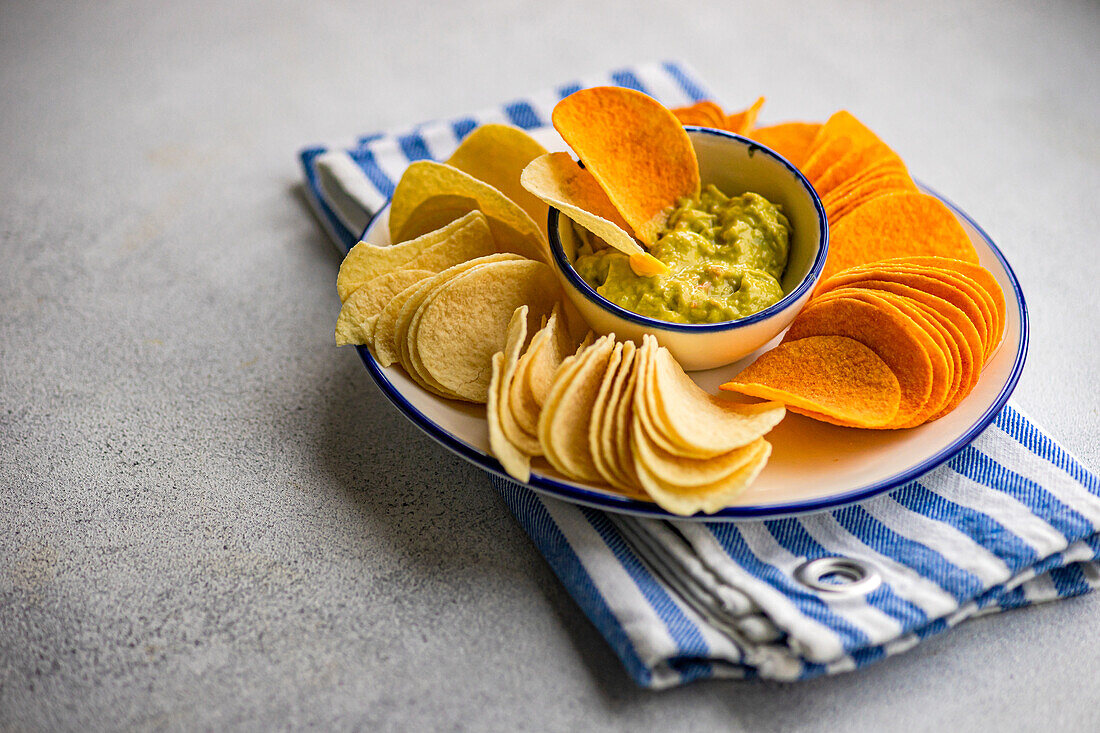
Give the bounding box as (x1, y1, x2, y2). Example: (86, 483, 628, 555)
(300, 61, 1100, 688)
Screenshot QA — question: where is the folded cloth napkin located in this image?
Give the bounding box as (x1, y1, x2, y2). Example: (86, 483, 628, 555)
(300, 60, 1100, 688)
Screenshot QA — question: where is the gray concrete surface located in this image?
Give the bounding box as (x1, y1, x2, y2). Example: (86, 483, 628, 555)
(2, 0, 1099, 730)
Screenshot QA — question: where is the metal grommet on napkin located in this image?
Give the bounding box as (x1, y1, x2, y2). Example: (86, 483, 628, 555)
(794, 557, 881, 596)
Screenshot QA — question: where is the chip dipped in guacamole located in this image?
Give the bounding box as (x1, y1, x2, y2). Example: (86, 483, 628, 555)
(573, 185, 791, 324)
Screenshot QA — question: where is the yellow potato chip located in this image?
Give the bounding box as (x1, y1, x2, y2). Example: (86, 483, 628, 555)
(589, 342, 627, 490)
(534, 350, 583, 473)
(633, 438, 771, 516)
(337, 210, 487, 302)
(416, 259, 560, 402)
(612, 346, 643, 491)
(649, 341, 786, 457)
(631, 337, 704, 457)
(390, 194, 481, 244)
(372, 253, 520, 369)
(520, 152, 644, 259)
(446, 124, 549, 236)
(389, 160, 549, 263)
(597, 340, 638, 492)
(487, 351, 531, 483)
(335, 268, 432, 346)
(526, 305, 577, 408)
(497, 306, 542, 456)
(632, 422, 765, 488)
(538, 335, 616, 483)
(552, 87, 700, 245)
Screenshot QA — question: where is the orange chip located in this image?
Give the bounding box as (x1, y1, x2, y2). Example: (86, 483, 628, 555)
(553, 87, 700, 245)
(721, 335, 901, 428)
(806, 111, 884, 156)
(817, 192, 979, 287)
(885, 256, 1006, 354)
(831, 289, 953, 426)
(818, 159, 910, 203)
(903, 298, 974, 418)
(724, 97, 765, 135)
(812, 143, 904, 198)
(784, 294, 934, 427)
(819, 264, 991, 358)
(823, 278, 981, 405)
(800, 135, 857, 183)
(671, 100, 727, 129)
(832, 262, 996, 361)
(748, 122, 821, 167)
(822, 177, 917, 224)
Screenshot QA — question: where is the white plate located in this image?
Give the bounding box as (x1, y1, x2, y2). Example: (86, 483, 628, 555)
(352, 144, 1027, 521)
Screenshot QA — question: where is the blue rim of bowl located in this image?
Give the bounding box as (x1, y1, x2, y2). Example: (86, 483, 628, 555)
(352, 184, 1028, 521)
(546, 126, 830, 333)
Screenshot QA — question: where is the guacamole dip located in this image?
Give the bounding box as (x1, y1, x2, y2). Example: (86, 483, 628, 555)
(573, 185, 791, 324)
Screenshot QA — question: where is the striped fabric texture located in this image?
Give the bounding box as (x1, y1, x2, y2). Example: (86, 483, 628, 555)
(299, 61, 1100, 688)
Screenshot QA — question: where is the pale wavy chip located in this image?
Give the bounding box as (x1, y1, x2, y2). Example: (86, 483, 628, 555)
(630, 336, 690, 456)
(416, 259, 560, 402)
(535, 351, 583, 473)
(650, 341, 786, 457)
(508, 304, 568, 436)
(632, 423, 764, 488)
(372, 253, 520, 369)
(487, 352, 531, 483)
(335, 269, 431, 346)
(537, 334, 616, 483)
(337, 211, 487, 302)
(389, 161, 548, 263)
(588, 342, 626, 489)
(597, 341, 638, 492)
(401, 261, 525, 397)
(633, 438, 771, 516)
(526, 305, 577, 408)
(509, 320, 550, 434)
(446, 124, 549, 235)
(631, 336, 709, 458)
(552, 87, 699, 245)
(372, 280, 429, 368)
(390, 195, 481, 244)
(612, 343, 643, 491)
(497, 306, 542, 456)
(521, 152, 643, 258)
(401, 213, 497, 271)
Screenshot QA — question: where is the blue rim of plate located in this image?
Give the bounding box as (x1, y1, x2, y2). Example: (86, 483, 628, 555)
(353, 184, 1028, 520)
(546, 127, 830, 334)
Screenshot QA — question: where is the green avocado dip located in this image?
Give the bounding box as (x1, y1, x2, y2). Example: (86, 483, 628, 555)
(573, 185, 792, 324)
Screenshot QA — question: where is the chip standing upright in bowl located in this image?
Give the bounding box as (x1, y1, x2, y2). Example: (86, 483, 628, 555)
(546, 127, 828, 371)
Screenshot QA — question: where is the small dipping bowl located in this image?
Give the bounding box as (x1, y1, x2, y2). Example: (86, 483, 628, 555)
(547, 127, 828, 371)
